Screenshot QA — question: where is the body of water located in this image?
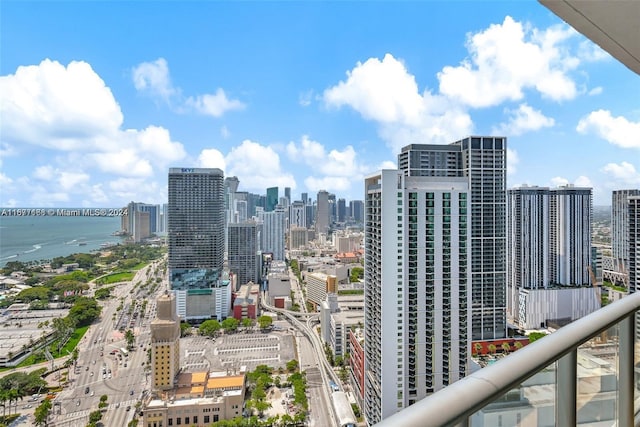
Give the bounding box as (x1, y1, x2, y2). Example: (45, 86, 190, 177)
(0, 215, 126, 266)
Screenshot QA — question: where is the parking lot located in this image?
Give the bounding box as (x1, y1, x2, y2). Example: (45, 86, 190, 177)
(181, 329, 296, 372)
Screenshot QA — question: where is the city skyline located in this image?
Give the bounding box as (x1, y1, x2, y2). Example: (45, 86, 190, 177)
(1, 2, 639, 208)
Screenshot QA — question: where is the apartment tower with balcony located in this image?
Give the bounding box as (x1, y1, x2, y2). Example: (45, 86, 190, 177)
(397, 137, 507, 341)
(364, 170, 471, 425)
(168, 168, 229, 320)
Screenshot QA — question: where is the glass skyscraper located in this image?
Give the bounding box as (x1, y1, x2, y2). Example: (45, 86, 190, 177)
(168, 167, 225, 290)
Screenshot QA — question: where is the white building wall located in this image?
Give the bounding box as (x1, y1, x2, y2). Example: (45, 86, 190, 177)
(517, 287, 600, 329)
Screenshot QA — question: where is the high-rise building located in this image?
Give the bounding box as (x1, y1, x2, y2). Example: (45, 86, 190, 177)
(549, 185, 592, 286)
(168, 168, 227, 321)
(224, 176, 240, 226)
(168, 168, 225, 283)
(364, 170, 471, 425)
(305, 203, 315, 229)
(260, 207, 286, 261)
(301, 192, 308, 206)
(122, 201, 156, 240)
(507, 185, 595, 329)
(289, 201, 306, 229)
(612, 189, 640, 273)
(227, 222, 260, 288)
(337, 198, 346, 223)
(628, 196, 639, 294)
(328, 193, 336, 224)
(151, 292, 181, 391)
(397, 137, 507, 341)
(284, 187, 291, 203)
(266, 187, 279, 212)
(350, 200, 364, 223)
(316, 190, 330, 235)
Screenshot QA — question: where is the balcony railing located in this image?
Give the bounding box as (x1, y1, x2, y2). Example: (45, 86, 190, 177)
(376, 291, 640, 427)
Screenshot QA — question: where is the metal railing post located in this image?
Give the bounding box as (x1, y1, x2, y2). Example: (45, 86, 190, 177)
(619, 313, 634, 427)
(556, 349, 577, 426)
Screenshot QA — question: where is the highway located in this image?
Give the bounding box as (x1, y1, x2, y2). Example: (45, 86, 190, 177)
(49, 258, 166, 426)
(262, 295, 339, 427)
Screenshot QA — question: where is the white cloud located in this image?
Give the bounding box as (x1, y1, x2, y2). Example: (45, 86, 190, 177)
(132, 58, 245, 118)
(131, 58, 176, 101)
(225, 140, 296, 191)
(0, 59, 122, 149)
(286, 135, 380, 194)
(185, 89, 245, 117)
(578, 39, 611, 62)
(197, 148, 227, 170)
(588, 86, 603, 96)
(574, 175, 593, 187)
(493, 103, 555, 136)
(323, 53, 472, 152)
(304, 176, 353, 193)
(550, 176, 570, 187)
(507, 148, 520, 176)
(438, 16, 579, 107)
(0, 59, 189, 206)
(33, 165, 55, 181)
(602, 162, 640, 185)
(549, 175, 593, 188)
(58, 171, 90, 191)
(577, 110, 640, 149)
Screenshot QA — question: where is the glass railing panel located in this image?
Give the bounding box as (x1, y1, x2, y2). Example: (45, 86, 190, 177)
(576, 323, 619, 426)
(469, 360, 557, 427)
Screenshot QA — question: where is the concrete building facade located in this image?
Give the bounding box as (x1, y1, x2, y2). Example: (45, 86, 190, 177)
(364, 170, 471, 425)
(227, 222, 260, 289)
(168, 168, 225, 290)
(397, 137, 507, 341)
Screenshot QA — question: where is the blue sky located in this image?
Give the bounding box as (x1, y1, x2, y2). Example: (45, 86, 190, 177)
(1, 1, 638, 207)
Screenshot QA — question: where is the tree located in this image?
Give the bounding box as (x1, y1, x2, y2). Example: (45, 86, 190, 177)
(68, 297, 101, 326)
(286, 359, 299, 373)
(487, 344, 497, 355)
(180, 322, 191, 337)
(241, 318, 254, 331)
(221, 317, 239, 333)
(34, 398, 52, 426)
(473, 342, 483, 356)
(254, 400, 271, 417)
(349, 267, 364, 282)
(124, 329, 135, 350)
(514, 341, 524, 351)
(88, 410, 102, 423)
(198, 319, 221, 337)
(501, 342, 511, 354)
(257, 315, 273, 330)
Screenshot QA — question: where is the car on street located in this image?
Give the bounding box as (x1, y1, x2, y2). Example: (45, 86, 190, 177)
(85, 387, 90, 394)
(130, 390, 134, 395)
(126, 406, 131, 411)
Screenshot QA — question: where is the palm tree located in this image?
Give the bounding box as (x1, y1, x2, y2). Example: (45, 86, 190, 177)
(124, 329, 135, 350)
(473, 342, 483, 356)
(7, 389, 20, 416)
(514, 341, 524, 351)
(501, 342, 511, 355)
(487, 344, 497, 356)
(0, 389, 9, 418)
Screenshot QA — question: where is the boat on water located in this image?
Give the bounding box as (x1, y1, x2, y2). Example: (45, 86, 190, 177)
(100, 242, 116, 248)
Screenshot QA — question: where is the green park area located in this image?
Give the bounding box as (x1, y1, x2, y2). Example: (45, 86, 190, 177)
(95, 271, 136, 285)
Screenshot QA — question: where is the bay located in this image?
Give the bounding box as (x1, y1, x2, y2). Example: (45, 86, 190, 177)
(0, 215, 126, 267)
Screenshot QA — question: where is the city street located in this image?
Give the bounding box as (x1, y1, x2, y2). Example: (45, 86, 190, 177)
(47, 258, 165, 426)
